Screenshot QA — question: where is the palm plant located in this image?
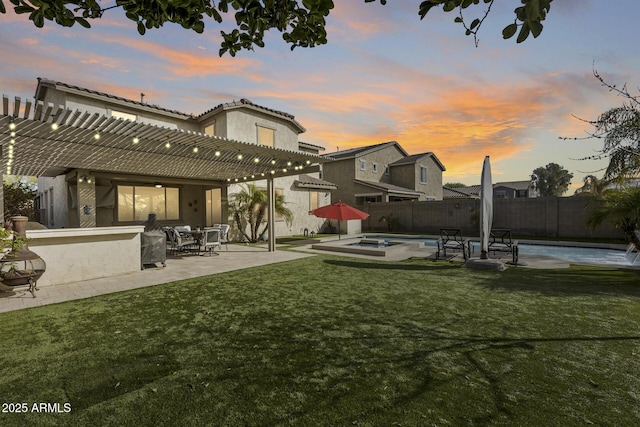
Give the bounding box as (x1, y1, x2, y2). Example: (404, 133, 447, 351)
(586, 186, 640, 245)
(574, 175, 611, 196)
(226, 183, 293, 243)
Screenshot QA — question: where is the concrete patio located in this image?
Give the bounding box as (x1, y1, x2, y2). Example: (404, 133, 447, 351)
(0, 244, 313, 313)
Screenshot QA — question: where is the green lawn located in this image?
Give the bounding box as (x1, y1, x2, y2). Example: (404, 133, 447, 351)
(1, 255, 640, 426)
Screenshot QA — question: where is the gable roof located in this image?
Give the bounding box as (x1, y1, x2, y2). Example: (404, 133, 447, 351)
(323, 141, 407, 160)
(389, 152, 446, 171)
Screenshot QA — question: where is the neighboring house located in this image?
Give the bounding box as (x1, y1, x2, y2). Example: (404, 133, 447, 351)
(442, 181, 536, 199)
(32, 78, 334, 237)
(443, 186, 480, 199)
(321, 141, 446, 206)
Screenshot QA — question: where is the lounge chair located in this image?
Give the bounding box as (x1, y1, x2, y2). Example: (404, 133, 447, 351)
(626, 230, 640, 264)
(437, 228, 471, 260)
(489, 229, 519, 265)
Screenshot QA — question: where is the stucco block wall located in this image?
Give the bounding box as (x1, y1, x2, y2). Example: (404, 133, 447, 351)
(26, 226, 143, 287)
(361, 197, 625, 240)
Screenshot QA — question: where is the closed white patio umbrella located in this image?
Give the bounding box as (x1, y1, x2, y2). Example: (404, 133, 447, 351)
(480, 156, 493, 259)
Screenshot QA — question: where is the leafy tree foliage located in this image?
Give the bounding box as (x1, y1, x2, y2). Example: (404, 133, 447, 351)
(413, 0, 552, 46)
(1, 0, 553, 56)
(531, 163, 573, 196)
(1, 0, 335, 57)
(563, 69, 640, 183)
(3, 179, 37, 221)
(574, 175, 610, 197)
(226, 183, 292, 243)
(444, 182, 466, 188)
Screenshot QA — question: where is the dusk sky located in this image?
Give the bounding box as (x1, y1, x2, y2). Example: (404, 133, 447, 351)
(2, 1, 639, 190)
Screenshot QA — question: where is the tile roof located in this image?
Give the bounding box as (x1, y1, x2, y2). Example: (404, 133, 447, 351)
(494, 180, 532, 191)
(293, 174, 337, 190)
(36, 78, 306, 132)
(389, 151, 446, 171)
(443, 187, 479, 199)
(36, 78, 194, 118)
(299, 141, 326, 152)
(323, 141, 406, 160)
(354, 179, 423, 196)
(197, 98, 305, 132)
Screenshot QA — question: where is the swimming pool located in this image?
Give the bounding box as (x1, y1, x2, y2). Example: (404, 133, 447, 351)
(364, 235, 636, 267)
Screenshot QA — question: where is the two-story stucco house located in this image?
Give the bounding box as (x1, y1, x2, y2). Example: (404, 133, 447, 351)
(321, 141, 445, 207)
(32, 78, 334, 238)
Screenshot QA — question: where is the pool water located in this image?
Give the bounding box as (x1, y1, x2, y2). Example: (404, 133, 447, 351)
(364, 235, 636, 267)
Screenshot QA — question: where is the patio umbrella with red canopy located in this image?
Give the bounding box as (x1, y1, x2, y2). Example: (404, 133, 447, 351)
(310, 202, 370, 239)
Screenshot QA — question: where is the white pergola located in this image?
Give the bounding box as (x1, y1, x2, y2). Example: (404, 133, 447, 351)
(1, 95, 331, 251)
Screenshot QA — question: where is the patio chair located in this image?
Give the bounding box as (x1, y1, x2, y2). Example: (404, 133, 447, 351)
(199, 228, 221, 256)
(167, 227, 197, 254)
(163, 227, 178, 255)
(175, 225, 191, 233)
(489, 229, 519, 265)
(437, 228, 471, 260)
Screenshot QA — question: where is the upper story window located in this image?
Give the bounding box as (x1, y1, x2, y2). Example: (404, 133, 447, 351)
(258, 125, 275, 147)
(204, 123, 215, 136)
(372, 163, 378, 173)
(111, 110, 137, 122)
(495, 190, 507, 198)
(359, 160, 366, 171)
(420, 166, 428, 184)
(384, 165, 389, 175)
(309, 191, 319, 211)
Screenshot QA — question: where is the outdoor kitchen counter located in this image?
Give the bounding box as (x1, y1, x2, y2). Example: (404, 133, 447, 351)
(26, 226, 145, 287)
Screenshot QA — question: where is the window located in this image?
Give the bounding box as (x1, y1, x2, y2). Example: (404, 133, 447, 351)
(111, 110, 137, 122)
(204, 123, 215, 136)
(359, 160, 366, 171)
(372, 163, 378, 173)
(420, 166, 428, 184)
(258, 125, 275, 147)
(495, 190, 507, 199)
(117, 185, 180, 222)
(384, 165, 389, 175)
(309, 191, 319, 211)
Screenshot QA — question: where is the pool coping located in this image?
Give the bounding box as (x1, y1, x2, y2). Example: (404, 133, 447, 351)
(302, 234, 639, 269)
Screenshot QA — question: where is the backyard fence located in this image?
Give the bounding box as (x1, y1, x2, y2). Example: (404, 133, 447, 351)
(361, 196, 625, 240)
